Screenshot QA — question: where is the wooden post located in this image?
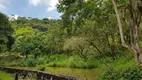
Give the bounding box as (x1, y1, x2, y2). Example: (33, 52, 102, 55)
(37, 73, 40, 80)
(15, 73, 19, 80)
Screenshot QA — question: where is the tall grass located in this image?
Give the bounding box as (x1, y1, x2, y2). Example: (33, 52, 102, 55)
(0, 54, 102, 69)
(0, 50, 136, 70)
(44, 54, 102, 69)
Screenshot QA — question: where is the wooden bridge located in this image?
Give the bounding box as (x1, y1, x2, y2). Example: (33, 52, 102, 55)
(0, 66, 82, 80)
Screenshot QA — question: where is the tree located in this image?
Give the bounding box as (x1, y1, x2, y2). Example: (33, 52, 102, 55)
(112, 0, 142, 69)
(63, 36, 95, 60)
(57, 0, 88, 34)
(12, 27, 38, 59)
(0, 12, 14, 52)
(45, 22, 64, 54)
(57, 0, 120, 60)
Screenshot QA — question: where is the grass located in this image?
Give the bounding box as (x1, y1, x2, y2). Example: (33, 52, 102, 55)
(107, 53, 135, 70)
(0, 71, 14, 80)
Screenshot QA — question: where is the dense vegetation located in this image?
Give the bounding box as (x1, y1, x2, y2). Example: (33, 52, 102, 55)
(1, 0, 142, 80)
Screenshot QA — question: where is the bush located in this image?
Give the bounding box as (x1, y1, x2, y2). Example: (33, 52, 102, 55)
(101, 68, 142, 80)
(20, 55, 50, 67)
(121, 68, 142, 80)
(22, 58, 37, 67)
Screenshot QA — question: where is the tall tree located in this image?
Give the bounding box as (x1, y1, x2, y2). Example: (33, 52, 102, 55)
(112, 0, 142, 68)
(0, 12, 14, 51)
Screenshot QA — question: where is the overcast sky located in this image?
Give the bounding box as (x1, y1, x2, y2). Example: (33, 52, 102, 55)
(0, 0, 62, 19)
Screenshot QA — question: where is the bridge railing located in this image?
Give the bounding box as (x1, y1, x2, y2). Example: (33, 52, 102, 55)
(0, 66, 83, 80)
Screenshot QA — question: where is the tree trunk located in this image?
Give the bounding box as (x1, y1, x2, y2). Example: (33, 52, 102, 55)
(129, 0, 142, 68)
(111, 0, 126, 46)
(112, 0, 142, 69)
(131, 24, 142, 68)
(132, 45, 142, 68)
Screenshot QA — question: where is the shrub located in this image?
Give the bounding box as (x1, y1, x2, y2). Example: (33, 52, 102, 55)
(121, 68, 142, 80)
(22, 58, 37, 67)
(101, 68, 142, 80)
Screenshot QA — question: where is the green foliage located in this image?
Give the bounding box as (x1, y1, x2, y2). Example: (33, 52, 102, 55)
(12, 27, 45, 58)
(45, 23, 64, 53)
(0, 12, 13, 35)
(101, 68, 142, 80)
(12, 19, 64, 58)
(0, 12, 14, 51)
(13, 26, 37, 37)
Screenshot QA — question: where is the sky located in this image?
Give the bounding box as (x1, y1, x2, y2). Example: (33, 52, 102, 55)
(0, 0, 62, 19)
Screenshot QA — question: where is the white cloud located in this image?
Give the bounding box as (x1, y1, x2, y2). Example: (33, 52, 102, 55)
(48, 17, 52, 19)
(14, 15, 19, 20)
(28, 0, 42, 6)
(28, 0, 58, 12)
(46, 0, 58, 12)
(8, 14, 19, 21)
